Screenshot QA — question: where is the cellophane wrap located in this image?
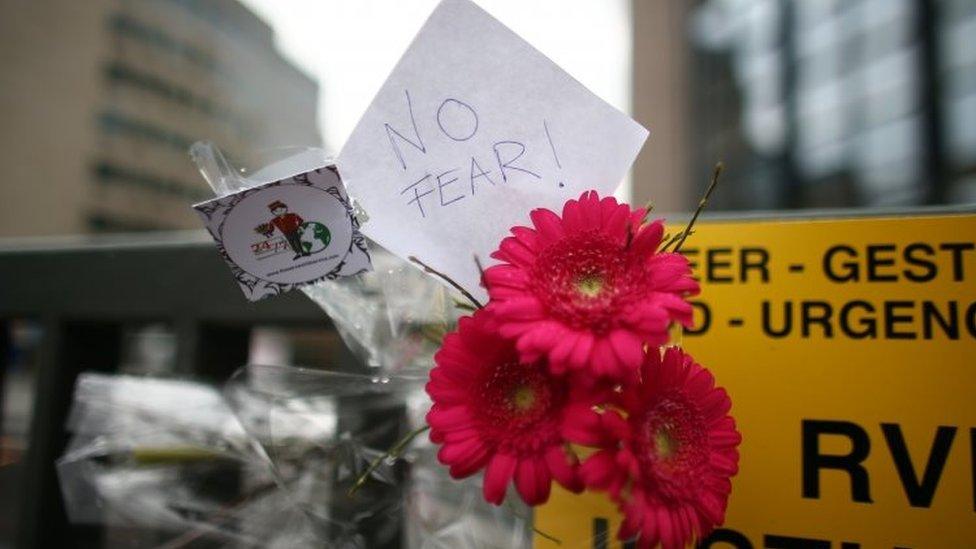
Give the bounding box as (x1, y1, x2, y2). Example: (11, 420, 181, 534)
(56, 245, 537, 547)
(56, 145, 546, 546)
(57, 364, 534, 547)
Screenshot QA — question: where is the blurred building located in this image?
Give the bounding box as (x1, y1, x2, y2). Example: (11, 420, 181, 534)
(0, 0, 321, 237)
(632, 0, 976, 212)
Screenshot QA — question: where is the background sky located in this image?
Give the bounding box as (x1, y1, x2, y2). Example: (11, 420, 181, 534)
(237, 0, 632, 155)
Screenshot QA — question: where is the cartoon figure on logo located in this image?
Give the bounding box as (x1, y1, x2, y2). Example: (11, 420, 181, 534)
(255, 200, 332, 260)
(256, 200, 309, 260)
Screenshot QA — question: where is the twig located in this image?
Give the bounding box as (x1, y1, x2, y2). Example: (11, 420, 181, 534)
(473, 255, 486, 288)
(671, 162, 723, 253)
(409, 256, 484, 310)
(640, 200, 655, 224)
(347, 424, 431, 497)
(530, 523, 562, 546)
(662, 229, 692, 251)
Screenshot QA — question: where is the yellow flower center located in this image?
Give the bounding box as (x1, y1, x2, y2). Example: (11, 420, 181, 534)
(654, 427, 677, 460)
(575, 274, 605, 298)
(511, 385, 536, 411)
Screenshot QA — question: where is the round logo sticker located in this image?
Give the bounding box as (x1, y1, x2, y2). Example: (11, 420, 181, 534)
(220, 183, 352, 285)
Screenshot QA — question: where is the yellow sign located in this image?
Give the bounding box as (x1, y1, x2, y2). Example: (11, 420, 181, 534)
(535, 213, 976, 548)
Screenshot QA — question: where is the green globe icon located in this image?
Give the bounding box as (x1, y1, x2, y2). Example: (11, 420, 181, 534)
(299, 221, 331, 254)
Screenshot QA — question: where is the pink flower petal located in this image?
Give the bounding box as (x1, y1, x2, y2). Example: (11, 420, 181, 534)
(483, 452, 517, 505)
(579, 191, 602, 227)
(514, 456, 552, 505)
(561, 404, 607, 446)
(544, 445, 582, 493)
(496, 320, 537, 339)
(442, 427, 481, 443)
(630, 221, 664, 255)
(493, 297, 545, 321)
(591, 338, 619, 377)
(424, 380, 467, 404)
(579, 449, 619, 489)
(447, 442, 491, 479)
(618, 511, 639, 541)
(426, 405, 472, 432)
(547, 333, 579, 369)
(709, 451, 739, 476)
(483, 264, 530, 290)
(530, 208, 565, 243)
(686, 367, 717, 398)
(603, 202, 631, 241)
(567, 332, 594, 371)
(648, 253, 699, 294)
(498, 236, 537, 267)
(657, 507, 676, 549)
(653, 292, 695, 327)
(700, 387, 733, 420)
(439, 439, 489, 478)
(609, 329, 644, 372)
(561, 197, 584, 232)
(600, 409, 631, 441)
(510, 226, 540, 250)
(639, 504, 659, 546)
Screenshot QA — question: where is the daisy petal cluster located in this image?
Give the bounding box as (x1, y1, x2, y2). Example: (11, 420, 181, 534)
(567, 347, 741, 548)
(484, 191, 699, 380)
(424, 191, 741, 548)
(426, 310, 583, 505)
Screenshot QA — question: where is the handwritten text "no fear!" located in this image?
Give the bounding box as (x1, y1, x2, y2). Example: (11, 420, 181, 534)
(385, 90, 566, 218)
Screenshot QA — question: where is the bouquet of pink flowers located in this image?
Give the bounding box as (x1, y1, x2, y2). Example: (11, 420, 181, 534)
(398, 186, 740, 548)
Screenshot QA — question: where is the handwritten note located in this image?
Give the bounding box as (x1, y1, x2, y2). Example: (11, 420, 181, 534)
(337, 0, 648, 300)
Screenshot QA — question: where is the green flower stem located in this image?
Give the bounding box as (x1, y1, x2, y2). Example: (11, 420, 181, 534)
(347, 424, 431, 497)
(131, 446, 224, 464)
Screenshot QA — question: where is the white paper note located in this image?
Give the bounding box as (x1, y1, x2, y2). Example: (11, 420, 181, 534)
(337, 0, 648, 300)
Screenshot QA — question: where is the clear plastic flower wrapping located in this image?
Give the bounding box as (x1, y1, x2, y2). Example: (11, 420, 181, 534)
(55, 145, 554, 548)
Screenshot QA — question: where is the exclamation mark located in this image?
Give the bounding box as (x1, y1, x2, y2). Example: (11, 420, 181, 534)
(543, 120, 565, 188)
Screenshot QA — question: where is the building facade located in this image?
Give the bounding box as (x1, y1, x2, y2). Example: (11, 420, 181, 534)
(0, 0, 321, 236)
(631, 0, 976, 213)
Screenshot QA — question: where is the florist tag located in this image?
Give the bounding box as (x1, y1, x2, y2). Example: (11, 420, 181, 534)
(193, 166, 371, 301)
(337, 0, 648, 301)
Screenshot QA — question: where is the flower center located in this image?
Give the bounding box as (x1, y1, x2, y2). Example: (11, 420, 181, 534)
(531, 230, 645, 332)
(654, 427, 676, 460)
(511, 384, 537, 411)
(575, 273, 605, 298)
(475, 360, 561, 433)
(471, 360, 564, 455)
(632, 393, 708, 496)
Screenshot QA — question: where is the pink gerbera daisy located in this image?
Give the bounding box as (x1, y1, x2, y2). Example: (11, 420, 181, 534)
(425, 310, 583, 506)
(565, 347, 741, 549)
(483, 191, 699, 380)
